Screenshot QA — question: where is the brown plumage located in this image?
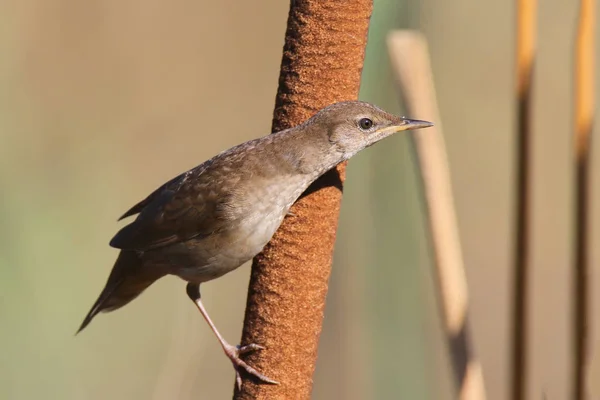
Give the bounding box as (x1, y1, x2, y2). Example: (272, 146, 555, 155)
(77, 251, 166, 332)
(77, 101, 433, 388)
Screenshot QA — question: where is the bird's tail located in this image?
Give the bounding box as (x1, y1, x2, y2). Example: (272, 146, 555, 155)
(76, 250, 166, 334)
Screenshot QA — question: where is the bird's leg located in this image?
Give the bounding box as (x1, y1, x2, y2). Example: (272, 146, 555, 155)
(185, 283, 278, 389)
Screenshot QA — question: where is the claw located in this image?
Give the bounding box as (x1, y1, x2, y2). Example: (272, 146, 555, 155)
(224, 343, 279, 390)
(186, 286, 279, 389)
(237, 343, 264, 354)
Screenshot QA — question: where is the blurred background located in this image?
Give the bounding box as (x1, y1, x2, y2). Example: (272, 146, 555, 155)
(0, 0, 598, 399)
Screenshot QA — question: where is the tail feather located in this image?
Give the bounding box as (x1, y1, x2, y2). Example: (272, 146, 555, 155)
(77, 250, 165, 334)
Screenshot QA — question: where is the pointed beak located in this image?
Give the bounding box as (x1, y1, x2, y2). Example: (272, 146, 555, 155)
(372, 118, 434, 139)
(396, 118, 434, 131)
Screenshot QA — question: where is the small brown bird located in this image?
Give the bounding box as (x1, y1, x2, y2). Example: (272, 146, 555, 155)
(77, 101, 432, 388)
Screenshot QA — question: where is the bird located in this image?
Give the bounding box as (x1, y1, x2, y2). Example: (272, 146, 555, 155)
(77, 100, 433, 389)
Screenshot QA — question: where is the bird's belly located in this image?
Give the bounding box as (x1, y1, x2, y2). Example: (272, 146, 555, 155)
(148, 175, 307, 285)
(154, 211, 286, 284)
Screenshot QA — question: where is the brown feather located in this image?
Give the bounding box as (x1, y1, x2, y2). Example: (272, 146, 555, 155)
(109, 154, 245, 251)
(76, 250, 165, 333)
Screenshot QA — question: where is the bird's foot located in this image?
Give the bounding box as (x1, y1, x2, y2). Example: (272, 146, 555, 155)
(223, 343, 279, 390)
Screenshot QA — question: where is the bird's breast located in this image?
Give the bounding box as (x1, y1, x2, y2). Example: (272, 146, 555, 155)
(161, 173, 312, 284)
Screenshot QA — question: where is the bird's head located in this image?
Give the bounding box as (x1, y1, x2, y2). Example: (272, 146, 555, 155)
(306, 101, 433, 160)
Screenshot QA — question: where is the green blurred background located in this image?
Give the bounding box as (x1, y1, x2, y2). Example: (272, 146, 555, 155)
(1, 0, 598, 399)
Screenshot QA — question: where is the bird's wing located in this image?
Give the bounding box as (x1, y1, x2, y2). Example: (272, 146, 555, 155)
(109, 170, 232, 251)
(117, 175, 182, 221)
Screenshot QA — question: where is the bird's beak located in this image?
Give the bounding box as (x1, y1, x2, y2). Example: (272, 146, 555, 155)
(398, 118, 434, 131)
(373, 118, 434, 138)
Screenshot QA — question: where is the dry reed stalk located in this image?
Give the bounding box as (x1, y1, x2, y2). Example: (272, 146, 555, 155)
(387, 31, 486, 400)
(572, 0, 595, 398)
(512, 0, 537, 398)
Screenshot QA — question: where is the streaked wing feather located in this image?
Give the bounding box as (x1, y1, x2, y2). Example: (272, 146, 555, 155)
(110, 171, 227, 251)
(117, 175, 183, 221)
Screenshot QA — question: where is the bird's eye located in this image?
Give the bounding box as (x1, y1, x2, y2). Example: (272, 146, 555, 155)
(358, 118, 373, 131)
